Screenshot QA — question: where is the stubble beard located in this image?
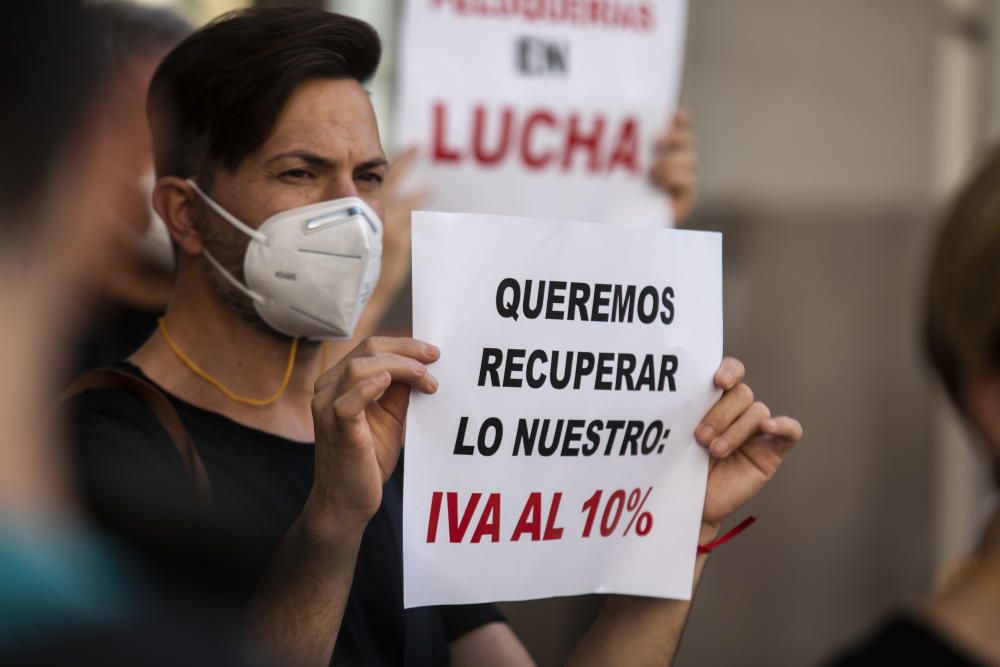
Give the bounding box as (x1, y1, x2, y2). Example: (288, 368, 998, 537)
(196, 209, 292, 345)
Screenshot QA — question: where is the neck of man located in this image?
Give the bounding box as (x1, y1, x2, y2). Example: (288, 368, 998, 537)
(131, 259, 328, 443)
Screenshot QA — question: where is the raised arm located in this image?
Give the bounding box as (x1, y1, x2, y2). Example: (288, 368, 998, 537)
(451, 358, 803, 667)
(248, 336, 440, 667)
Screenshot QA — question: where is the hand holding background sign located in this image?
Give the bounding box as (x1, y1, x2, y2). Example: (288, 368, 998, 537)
(649, 108, 698, 224)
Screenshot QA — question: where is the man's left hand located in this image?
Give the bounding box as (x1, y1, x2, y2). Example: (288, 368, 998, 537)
(695, 357, 803, 535)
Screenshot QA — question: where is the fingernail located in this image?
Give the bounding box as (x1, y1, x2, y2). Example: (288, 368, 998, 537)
(717, 371, 732, 386)
(428, 376, 439, 391)
(425, 343, 440, 357)
(709, 438, 727, 457)
(697, 425, 714, 444)
(762, 419, 776, 431)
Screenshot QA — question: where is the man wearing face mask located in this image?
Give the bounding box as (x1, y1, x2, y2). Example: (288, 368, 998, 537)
(66, 7, 802, 667)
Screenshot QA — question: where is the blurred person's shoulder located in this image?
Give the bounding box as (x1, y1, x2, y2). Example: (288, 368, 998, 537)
(825, 614, 988, 667)
(0, 607, 261, 667)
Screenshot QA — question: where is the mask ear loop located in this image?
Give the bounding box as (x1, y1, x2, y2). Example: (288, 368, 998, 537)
(201, 250, 266, 305)
(186, 179, 269, 244)
(186, 179, 267, 305)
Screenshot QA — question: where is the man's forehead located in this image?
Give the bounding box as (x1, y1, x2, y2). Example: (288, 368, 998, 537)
(264, 78, 382, 154)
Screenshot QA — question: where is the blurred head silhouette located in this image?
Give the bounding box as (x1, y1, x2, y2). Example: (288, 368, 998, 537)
(924, 145, 1000, 477)
(87, 1, 192, 272)
(0, 1, 147, 514)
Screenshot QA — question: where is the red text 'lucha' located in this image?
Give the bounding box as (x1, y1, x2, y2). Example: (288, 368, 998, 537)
(431, 102, 641, 175)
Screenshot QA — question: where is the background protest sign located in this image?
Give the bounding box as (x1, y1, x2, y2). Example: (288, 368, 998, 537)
(395, 0, 688, 227)
(403, 211, 722, 607)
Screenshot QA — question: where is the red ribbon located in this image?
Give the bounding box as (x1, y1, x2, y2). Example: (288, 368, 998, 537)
(697, 516, 757, 555)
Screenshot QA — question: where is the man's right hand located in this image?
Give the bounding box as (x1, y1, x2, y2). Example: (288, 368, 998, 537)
(308, 336, 440, 533)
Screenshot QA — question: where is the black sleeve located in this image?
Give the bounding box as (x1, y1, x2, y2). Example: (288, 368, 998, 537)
(438, 603, 507, 643)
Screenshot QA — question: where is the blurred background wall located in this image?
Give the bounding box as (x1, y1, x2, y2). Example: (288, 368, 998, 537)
(676, 4, 939, 662)
(673, 3, 999, 665)
(132, 0, 1000, 664)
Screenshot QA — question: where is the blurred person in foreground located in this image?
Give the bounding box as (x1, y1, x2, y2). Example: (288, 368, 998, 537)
(0, 3, 256, 665)
(826, 147, 1000, 665)
(0, 1, 145, 646)
(65, 7, 801, 667)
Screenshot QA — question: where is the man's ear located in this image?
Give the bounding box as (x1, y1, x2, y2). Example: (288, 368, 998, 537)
(152, 176, 204, 256)
(967, 372, 1000, 458)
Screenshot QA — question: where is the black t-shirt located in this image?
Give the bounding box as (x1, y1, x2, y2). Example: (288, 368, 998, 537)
(825, 614, 987, 667)
(66, 363, 503, 666)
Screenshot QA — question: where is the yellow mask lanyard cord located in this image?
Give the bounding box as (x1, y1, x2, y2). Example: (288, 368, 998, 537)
(157, 318, 328, 407)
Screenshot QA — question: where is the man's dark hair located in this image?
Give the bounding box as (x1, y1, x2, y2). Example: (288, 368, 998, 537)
(0, 1, 97, 232)
(87, 1, 193, 74)
(148, 7, 381, 184)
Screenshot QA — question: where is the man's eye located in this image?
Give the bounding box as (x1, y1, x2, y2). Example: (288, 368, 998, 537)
(356, 172, 384, 185)
(281, 169, 314, 180)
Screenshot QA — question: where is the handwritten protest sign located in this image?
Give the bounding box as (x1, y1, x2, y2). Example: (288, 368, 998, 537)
(395, 0, 688, 226)
(403, 211, 722, 607)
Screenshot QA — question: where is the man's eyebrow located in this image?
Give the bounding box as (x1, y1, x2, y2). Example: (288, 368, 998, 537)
(266, 152, 388, 174)
(265, 150, 334, 167)
(353, 157, 389, 173)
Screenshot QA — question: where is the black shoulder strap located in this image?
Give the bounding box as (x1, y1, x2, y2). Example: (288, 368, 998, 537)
(63, 367, 214, 509)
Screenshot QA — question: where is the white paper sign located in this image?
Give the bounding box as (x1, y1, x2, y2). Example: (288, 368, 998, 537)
(404, 211, 721, 608)
(395, 0, 688, 227)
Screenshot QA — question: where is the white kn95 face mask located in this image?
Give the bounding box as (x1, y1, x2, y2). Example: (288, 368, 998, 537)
(187, 180, 383, 340)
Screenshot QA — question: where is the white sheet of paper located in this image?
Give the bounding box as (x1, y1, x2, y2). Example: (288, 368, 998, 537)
(395, 1, 688, 227)
(404, 211, 722, 608)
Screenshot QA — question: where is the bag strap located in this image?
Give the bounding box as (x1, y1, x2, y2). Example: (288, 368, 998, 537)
(63, 367, 214, 508)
